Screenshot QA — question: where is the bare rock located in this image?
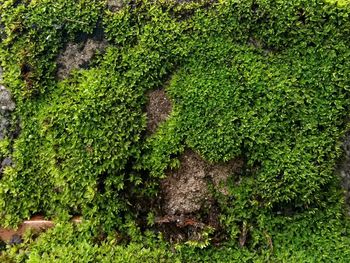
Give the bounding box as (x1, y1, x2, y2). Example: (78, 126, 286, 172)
(0, 66, 16, 176)
(0, 85, 16, 112)
(0, 66, 16, 140)
(56, 38, 107, 80)
(161, 150, 243, 215)
(146, 89, 172, 134)
(107, 0, 124, 12)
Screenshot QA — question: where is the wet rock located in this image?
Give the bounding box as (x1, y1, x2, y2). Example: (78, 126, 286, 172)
(161, 150, 243, 215)
(56, 38, 107, 80)
(146, 89, 172, 134)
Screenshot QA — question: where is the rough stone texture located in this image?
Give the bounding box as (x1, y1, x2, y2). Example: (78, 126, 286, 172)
(56, 38, 107, 80)
(0, 66, 16, 140)
(340, 135, 350, 214)
(162, 150, 209, 215)
(0, 66, 15, 174)
(146, 89, 172, 134)
(0, 86, 15, 113)
(161, 150, 243, 215)
(107, 0, 124, 12)
(208, 158, 244, 196)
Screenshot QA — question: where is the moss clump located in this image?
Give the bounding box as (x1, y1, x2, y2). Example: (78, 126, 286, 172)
(1, 0, 350, 261)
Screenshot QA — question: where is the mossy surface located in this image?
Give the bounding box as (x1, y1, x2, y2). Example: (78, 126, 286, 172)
(1, 0, 350, 261)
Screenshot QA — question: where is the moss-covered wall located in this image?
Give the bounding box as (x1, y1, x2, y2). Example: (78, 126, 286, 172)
(2, 0, 350, 261)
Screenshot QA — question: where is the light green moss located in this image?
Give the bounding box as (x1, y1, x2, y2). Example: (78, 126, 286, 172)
(1, 0, 350, 261)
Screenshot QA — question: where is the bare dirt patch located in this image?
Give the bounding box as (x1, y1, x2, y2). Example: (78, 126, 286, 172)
(146, 89, 172, 134)
(161, 150, 209, 215)
(157, 150, 243, 243)
(56, 37, 107, 80)
(161, 150, 243, 215)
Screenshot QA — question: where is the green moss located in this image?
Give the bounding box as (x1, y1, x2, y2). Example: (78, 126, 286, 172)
(1, 0, 350, 261)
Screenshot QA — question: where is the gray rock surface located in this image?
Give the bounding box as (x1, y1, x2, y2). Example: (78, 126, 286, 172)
(56, 38, 107, 80)
(0, 66, 15, 173)
(0, 66, 15, 140)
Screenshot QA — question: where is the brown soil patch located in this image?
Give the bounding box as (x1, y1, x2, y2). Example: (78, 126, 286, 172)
(162, 150, 209, 215)
(161, 150, 243, 215)
(146, 89, 172, 134)
(56, 38, 107, 80)
(157, 150, 243, 243)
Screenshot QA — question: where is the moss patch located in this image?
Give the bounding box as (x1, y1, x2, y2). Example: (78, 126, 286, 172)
(1, 0, 350, 261)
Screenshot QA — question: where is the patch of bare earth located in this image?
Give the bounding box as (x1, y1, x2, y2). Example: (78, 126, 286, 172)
(157, 150, 243, 242)
(56, 37, 107, 80)
(146, 89, 172, 134)
(162, 150, 209, 215)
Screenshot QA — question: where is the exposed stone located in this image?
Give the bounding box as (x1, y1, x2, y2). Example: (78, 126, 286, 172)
(56, 38, 107, 80)
(0, 66, 16, 140)
(146, 89, 172, 134)
(107, 0, 124, 12)
(0, 157, 12, 173)
(0, 85, 16, 112)
(161, 150, 243, 215)
(0, 66, 16, 175)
